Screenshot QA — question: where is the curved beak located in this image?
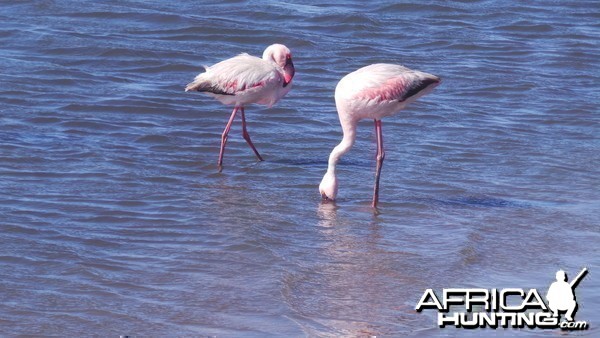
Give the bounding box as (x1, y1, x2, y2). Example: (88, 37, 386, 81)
(283, 58, 295, 87)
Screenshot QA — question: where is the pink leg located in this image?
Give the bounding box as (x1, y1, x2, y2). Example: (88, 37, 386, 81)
(372, 119, 385, 208)
(240, 107, 264, 161)
(218, 106, 239, 171)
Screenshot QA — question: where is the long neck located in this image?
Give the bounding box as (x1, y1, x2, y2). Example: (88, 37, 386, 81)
(326, 119, 357, 175)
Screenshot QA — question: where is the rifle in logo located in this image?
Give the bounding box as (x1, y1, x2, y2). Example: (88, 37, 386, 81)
(546, 268, 587, 322)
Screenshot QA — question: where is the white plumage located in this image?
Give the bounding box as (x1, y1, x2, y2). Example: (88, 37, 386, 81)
(186, 53, 291, 107)
(320, 63, 441, 207)
(186, 44, 295, 170)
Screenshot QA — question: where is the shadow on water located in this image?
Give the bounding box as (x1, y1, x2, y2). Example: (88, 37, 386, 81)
(317, 194, 529, 217)
(273, 157, 370, 167)
(273, 158, 326, 166)
(424, 195, 530, 209)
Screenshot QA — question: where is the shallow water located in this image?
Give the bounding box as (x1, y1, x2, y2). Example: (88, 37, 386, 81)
(1, 0, 599, 336)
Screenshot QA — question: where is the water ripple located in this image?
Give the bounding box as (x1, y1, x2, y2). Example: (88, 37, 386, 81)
(1, 0, 599, 336)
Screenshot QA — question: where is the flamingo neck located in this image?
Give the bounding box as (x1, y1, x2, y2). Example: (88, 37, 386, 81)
(326, 122, 357, 176)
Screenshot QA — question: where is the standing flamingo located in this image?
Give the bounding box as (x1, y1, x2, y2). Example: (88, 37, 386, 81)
(319, 64, 441, 208)
(185, 44, 295, 171)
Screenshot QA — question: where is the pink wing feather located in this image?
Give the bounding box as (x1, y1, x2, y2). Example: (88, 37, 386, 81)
(353, 64, 440, 103)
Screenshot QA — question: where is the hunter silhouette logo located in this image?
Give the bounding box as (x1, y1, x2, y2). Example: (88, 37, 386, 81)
(546, 268, 587, 322)
(415, 268, 589, 330)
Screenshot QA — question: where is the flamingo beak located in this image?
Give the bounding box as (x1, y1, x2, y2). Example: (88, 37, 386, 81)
(283, 58, 294, 87)
(321, 192, 334, 202)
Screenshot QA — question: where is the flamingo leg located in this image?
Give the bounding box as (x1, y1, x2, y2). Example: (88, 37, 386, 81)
(372, 119, 385, 208)
(218, 106, 239, 171)
(240, 107, 264, 161)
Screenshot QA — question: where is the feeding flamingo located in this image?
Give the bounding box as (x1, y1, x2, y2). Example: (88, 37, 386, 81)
(319, 63, 441, 208)
(185, 44, 295, 171)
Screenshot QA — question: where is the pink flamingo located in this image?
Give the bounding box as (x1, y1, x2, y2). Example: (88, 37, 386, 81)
(185, 44, 295, 171)
(319, 64, 441, 208)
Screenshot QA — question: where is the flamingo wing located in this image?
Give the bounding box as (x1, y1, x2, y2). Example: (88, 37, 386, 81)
(353, 64, 440, 103)
(185, 53, 279, 95)
(396, 76, 441, 102)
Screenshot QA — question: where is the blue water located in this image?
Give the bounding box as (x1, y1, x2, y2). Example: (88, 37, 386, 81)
(1, 0, 598, 336)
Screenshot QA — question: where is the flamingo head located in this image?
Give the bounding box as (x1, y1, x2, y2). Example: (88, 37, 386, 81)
(263, 44, 295, 87)
(319, 171, 338, 201)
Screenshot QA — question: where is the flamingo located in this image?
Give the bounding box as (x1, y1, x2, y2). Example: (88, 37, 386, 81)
(319, 63, 441, 208)
(185, 44, 295, 171)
